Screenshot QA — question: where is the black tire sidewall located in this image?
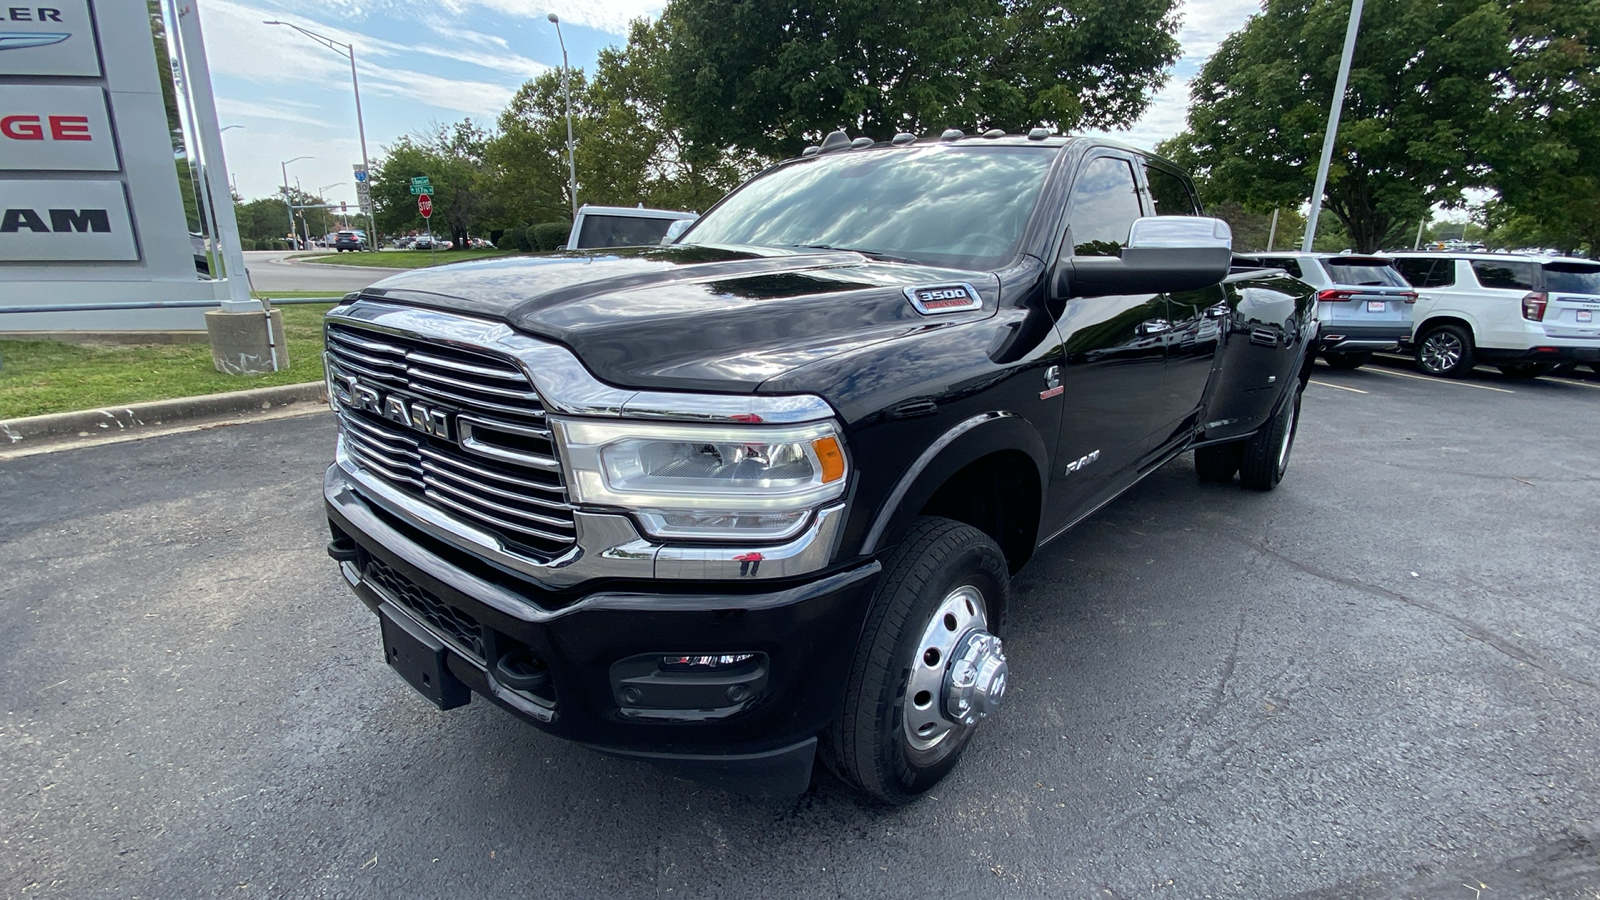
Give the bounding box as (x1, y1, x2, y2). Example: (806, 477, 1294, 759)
(1240, 386, 1300, 490)
(826, 518, 1010, 803)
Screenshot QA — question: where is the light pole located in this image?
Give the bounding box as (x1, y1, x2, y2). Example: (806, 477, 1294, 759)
(320, 182, 346, 229)
(1302, 0, 1365, 251)
(281, 155, 312, 249)
(547, 13, 578, 219)
(265, 20, 377, 243)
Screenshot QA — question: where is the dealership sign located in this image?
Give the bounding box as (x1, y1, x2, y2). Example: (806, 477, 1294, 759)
(0, 2, 100, 77)
(0, 179, 137, 260)
(0, 84, 116, 170)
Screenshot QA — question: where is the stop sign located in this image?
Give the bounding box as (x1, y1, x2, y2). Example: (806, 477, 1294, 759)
(417, 193, 432, 218)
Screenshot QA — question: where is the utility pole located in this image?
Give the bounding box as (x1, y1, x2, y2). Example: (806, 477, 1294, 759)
(1302, 0, 1365, 252)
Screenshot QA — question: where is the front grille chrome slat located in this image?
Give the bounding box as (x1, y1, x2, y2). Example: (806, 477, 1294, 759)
(327, 321, 575, 559)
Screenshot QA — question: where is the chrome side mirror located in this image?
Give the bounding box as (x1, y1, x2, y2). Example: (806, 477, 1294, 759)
(1064, 216, 1234, 298)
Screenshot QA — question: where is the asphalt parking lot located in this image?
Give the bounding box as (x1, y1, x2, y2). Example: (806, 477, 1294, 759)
(3, 357, 1598, 899)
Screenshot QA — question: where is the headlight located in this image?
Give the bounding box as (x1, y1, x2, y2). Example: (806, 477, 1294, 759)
(554, 418, 848, 541)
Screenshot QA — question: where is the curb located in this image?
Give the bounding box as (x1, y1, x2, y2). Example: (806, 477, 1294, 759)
(0, 382, 327, 449)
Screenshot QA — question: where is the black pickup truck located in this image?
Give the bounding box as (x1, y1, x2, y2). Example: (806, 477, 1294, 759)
(321, 131, 1317, 803)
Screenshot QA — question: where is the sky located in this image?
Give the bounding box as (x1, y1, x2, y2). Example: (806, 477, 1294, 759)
(205, 0, 1267, 205)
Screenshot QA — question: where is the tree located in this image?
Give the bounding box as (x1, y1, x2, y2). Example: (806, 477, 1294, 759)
(658, 0, 1182, 159)
(372, 121, 494, 248)
(485, 20, 756, 226)
(1485, 1, 1600, 256)
(1163, 0, 1512, 253)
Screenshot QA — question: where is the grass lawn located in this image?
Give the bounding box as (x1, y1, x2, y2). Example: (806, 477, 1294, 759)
(298, 249, 518, 269)
(0, 304, 335, 420)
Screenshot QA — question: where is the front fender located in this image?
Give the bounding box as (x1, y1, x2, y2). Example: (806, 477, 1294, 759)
(858, 411, 1049, 557)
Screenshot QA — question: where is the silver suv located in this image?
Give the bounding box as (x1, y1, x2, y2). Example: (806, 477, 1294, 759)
(1389, 253, 1600, 378)
(1243, 253, 1416, 370)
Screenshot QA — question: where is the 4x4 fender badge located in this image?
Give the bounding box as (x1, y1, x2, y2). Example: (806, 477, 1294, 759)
(1040, 365, 1063, 399)
(904, 283, 982, 314)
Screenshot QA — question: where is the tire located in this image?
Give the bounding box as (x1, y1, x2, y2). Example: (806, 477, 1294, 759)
(1239, 386, 1301, 491)
(1415, 324, 1475, 377)
(821, 517, 1011, 804)
(1321, 351, 1372, 370)
(1496, 362, 1553, 379)
(1195, 443, 1242, 483)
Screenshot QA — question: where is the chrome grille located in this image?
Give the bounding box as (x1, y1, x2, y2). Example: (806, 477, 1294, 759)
(326, 322, 576, 559)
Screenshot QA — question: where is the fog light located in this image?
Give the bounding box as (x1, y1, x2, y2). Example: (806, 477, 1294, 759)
(660, 653, 756, 671)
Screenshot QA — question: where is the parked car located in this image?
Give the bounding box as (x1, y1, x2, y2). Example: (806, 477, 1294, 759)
(1242, 252, 1416, 369)
(412, 235, 445, 250)
(334, 231, 368, 252)
(566, 204, 699, 250)
(1388, 252, 1600, 377)
(322, 131, 1317, 803)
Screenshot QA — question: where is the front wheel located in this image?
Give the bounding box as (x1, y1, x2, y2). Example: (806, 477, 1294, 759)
(1322, 351, 1372, 370)
(1416, 325, 1475, 377)
(822, 517, 1010, 804)
(1239, 386, 1302, 491)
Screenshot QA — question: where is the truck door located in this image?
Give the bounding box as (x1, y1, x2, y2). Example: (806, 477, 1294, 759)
(1045, 153, 1168, 522)
(1141, 161, 1225, 447)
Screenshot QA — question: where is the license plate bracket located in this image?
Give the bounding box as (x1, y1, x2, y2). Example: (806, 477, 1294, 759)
(1367, 300, 1386, 313)
(379, 602, 470, 710)
(1579, 310, 1592, 323)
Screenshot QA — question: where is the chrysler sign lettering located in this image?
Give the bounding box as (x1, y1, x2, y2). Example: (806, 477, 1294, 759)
(0, 179, 136, 260)
(0, 84, 116, 170)
(0, 0, 96, 76)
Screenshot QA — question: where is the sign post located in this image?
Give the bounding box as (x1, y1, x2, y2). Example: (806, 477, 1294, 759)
(418, 193, 433, 263)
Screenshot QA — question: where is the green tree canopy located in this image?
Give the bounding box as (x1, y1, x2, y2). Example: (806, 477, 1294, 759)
(1485, 0, 1600, 256)
(487, 20, 756, 224)
(371, 121, 494, 247)
(1164, 0, 1512, 253)
(658, 0, 1183, 159)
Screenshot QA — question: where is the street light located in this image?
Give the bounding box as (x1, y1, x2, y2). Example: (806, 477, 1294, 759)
(547, 13, 578, 218)
(281, 155, 312, 249)
(264, 20, 377, 243)
(1302, 0, 1365, 251)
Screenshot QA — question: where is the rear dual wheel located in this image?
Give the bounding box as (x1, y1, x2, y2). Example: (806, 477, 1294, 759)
(822, 517, 1010, 804)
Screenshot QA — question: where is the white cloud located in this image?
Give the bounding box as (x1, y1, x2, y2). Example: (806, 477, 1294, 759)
(434, 0, 663, 35)
(215, 96, 336, 127)
(1085, 0, 1263, 148)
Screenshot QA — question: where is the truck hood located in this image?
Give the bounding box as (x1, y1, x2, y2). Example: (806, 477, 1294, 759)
(359, 245, 998, 393)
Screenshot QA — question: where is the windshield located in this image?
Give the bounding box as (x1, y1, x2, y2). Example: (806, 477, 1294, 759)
(1543, 263, 1600, 295)
(681, 145, 1056, 269)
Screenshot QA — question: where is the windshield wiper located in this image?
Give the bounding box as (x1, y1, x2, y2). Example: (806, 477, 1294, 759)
(795, 243, 917, 265)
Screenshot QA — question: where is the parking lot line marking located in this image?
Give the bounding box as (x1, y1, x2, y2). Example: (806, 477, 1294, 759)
(1546, 377, 1600, 390)
(1364, 368, 1516, 394)
(1310, 379, 1368, 394)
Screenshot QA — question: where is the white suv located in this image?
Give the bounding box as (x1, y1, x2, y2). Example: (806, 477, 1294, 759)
(1388, 253, 1600, 378)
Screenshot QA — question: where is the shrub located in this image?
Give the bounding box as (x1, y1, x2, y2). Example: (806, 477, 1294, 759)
(531, 221, 571, 251)
(501, 225, 530, 251)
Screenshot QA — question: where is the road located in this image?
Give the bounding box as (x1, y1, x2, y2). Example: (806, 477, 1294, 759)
(3, 359, 1599, 899)
(243, 250, 402, 294)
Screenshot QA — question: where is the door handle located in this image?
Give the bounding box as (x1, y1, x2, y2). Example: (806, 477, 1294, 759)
(1136, 319, 1172, 336)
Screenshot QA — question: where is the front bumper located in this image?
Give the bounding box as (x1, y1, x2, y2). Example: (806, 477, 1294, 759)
(324, 464, 880, 793)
